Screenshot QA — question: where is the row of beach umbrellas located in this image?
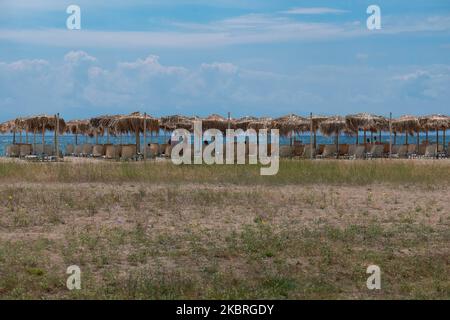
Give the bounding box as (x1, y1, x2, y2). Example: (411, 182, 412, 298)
(0, 113, 449, 153)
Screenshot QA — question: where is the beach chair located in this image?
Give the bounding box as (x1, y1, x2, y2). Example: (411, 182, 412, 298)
(293, 144, 304, 157)
(343, 145, 356, 159)
(74, 145, 83, 156)
(392, 145, 408, 158)
(423, 144, 437, 158)
(366, 144, 384, 159)
(19, 144, 32, 157)
(5, 145, 19, 157)
(65, 144, 74, 156)
(92, 144, 105, 157)
(33, 144, 44, 155)
(301, 145, 315, 158)
(279, 145, 293, 158)
(348, 145, 365, 159)
(315, 144, 325, 158)
(407, 144, 418, 159)
(417, 144, 427, 157)
(120, 144, 137, 160)
(82, 144, 93, 157)
(338, 144, 349, 157)
(316, 144, 336, 159)
(105, 145, 120, 159)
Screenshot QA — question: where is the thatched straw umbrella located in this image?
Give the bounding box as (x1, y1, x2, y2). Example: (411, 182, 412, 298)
(319, 116, 346, 158)
(20, 115, 65, 154)
(235, 116, 258, 131)
(89, 115, 120, 144)
(308, 115, 328, 149)
(109, 112, 159, 154)
(65, 119, 90, 145)
(272, 114, 308, 145)
(392, 115, 420, 146)
(345, 113, 387, 145)
(419, 114, 449, 153)
(160, 115, 195, 144)
(0, 120, 17, 143)
(201, 114, 231, 132)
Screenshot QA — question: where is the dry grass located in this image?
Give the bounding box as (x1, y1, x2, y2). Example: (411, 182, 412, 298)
(0, 160, 449, 299)
(0, 159, 449, 185)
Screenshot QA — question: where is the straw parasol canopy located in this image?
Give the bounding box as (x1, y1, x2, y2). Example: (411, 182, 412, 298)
(235, 116, 258, 131)
(392, 115, 420, 133)
(319, 116, 347, 136)
(419, 114, 449, 149)
(65, 119, 91, 144)
(392, 115, 421, 145)
(419, 114, 449, 131)
(247, 117, 273, 131)
(108, 112, 159, 153)
(272, 114, 309, 137)
(201, 114, 232, 132)
(20, 114, 66, 134)
(160, 115, 194, 131)
(345, 113, 387, 144)
(65, 119, 90, 135)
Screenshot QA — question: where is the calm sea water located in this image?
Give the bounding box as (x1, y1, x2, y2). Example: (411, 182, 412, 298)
(0, 132, 447, 156)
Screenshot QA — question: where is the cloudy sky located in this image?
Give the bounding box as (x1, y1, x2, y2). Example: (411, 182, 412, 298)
(1, 0, 449, 120)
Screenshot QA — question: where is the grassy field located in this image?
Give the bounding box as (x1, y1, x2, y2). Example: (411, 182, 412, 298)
(0, 159, 449, 299)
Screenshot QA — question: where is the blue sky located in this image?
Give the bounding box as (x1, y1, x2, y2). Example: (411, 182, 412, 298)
(0, 0, 449, 121)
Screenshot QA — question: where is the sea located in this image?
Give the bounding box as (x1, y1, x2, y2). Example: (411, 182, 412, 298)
(1, 131, 448, 156)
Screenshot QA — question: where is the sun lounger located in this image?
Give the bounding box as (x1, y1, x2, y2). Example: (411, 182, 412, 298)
(366, 144, 384, 159)
(65, 144, 74, 156)
(318, 144, 337, 158)
(392, 145, 408, 158)
(279, 145, 293, 158)
(105, 145, 121, 159)
(74, 145, 83, 156)
(345, 145, 365, 159)
(5, 144, 19, 157)
(82, 144, 93, 157)
(301, 145, 315, 158)
(315, 144, 325, 158)
(338, 144, 349, 157)
(406, 144, 418, 158)
(92, 144, 105, 157)
(423, 144, 437, 158)
(293, 145, 304, 157)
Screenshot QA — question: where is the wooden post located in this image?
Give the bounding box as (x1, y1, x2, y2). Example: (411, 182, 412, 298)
(389, 112, 392, 158)
(56, 113, 60, 159)
(13, 129, 16, 144)
(416, 131, 419, 151)
(135, 130, 140, 155)
(42, 126, 45, 154)
(436, 128, 439, 158)
(405, 131, 408, 145)
(309, 112, 313, 160)
(336, 132, 339, 159)
(33, 129, 36, 154)
(143, 112, 147, 161)
(443, 129, 446, 151)
(363, 129, 367, 146)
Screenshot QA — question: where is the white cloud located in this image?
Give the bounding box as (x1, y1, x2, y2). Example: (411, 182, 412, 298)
(280, 7, 348, 15)
(64, 50, 96, 63)
(1, 52, 449, 120)
(201, 62, 238, 74)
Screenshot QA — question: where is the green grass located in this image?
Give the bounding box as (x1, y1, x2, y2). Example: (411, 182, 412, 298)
(0, 159, 449, 185)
